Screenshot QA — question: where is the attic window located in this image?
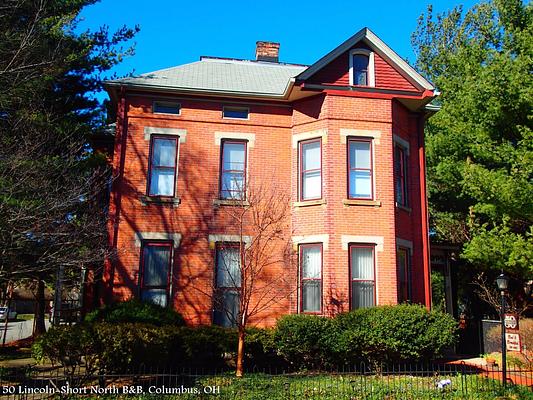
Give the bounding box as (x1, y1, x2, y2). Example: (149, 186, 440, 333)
(223, 106, 249, 120)
(153, 101, 181, 115)
(349, 49, 375, 87)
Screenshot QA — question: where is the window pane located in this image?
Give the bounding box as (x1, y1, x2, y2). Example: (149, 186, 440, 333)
(221, 172, 245, 199)
(216, 247, 241, 288)
(349, 141, 370, 169)
(213, 290, 239, 328)
(353, 55, 369, 86)
(223, 107, 248, 119)
(349, 170, 371, 198)
(141, 289, 168, 307)
(302, 141, 320, 170)
(303, 170, 321, 199)
(154, 102, 180, 114)
(351, 247, 374, 279)
(150, 169, 175, 196)
(143, 245, 170, 287)
(351, 281, 374, 309)
(302, 281, 321, 312)
(153, 138, 177, 167)
(223, 143, 246, 171)
(302, 246, 321, 279)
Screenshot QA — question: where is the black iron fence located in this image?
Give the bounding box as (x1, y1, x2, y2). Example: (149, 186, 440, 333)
(0, 363, 531, 399)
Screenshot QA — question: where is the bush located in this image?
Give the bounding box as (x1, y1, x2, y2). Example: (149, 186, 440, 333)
(245, 327, 285, 369)
(274, 315, 339, 369)
(85, 299, 185, 327)
(180, 325, 238, 368)
(335, 304, 457, 366)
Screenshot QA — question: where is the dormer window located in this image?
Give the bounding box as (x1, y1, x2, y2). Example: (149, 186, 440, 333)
(349, 49, 375, 87)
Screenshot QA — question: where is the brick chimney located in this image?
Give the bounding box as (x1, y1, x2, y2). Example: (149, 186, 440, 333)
(256, 41, 280, 63)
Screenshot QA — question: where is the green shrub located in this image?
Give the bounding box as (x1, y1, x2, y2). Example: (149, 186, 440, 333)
(335, 304, 458, 366)
(180, 325, 238, 368)
(274, 315, 339, 369)
(245, 327, 285, 368)
(85, 299, 185, 326)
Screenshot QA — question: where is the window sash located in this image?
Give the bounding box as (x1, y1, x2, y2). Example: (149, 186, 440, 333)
(300, 244, 322, 313)
(397, 247, 410, 303)
(148, 136, 178, 197)
(140, 242, 172, 308)
(223, 106, 249, 119)
(348, 139, 373, 199)
(299, 139, 322, 201)
(220, 141, 247, 199)
(214, 244, 242, 328)
(352, 54, 369, 86)
(350, 245, 375, 309)
(153, 101, 181, 115)
(394, 146, 408, 206)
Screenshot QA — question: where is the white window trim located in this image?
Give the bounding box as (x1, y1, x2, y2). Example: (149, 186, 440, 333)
(393, 134, 410, 155)
(349, 48, 375, 87)
(144, 127, 187, 143)
(152, 100, 181, 116)
(292, 129, 327, 149)
(135, 232, 182, 248)
(214, 132, 255, 147)
(292, 234, 329, 251)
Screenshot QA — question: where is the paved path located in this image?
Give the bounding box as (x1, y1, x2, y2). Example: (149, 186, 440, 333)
(0, 319, 50, 343)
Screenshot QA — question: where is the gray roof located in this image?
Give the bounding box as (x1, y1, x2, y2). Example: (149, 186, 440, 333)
(108, 58, 307, 96)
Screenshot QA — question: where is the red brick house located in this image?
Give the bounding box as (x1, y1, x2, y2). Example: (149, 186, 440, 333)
(103, 28, 438, 327)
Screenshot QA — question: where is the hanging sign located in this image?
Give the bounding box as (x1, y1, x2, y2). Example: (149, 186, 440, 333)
(505, 332, 521, 352)
(504, 314, 519, 330)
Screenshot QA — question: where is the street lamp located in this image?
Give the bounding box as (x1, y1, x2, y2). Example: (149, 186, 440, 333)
(495, 273, 509, 388)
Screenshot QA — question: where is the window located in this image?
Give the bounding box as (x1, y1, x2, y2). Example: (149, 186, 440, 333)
(153, 101, 181, 115)
(300, 244, 322, 313)
(397, 247, 410, 303)
(220, 140, 247, 200)
(147, 135, 178, 197)
(349, 49, 375, 87)
(348, 139, 373, 199)
(140, 241, 172, 307)
(223, 106, 249, 119)
(214, 245, 241, 328)
(299, 138, 322, 201)
(394, 145, 408, 206)
(350, 245, 375, 309)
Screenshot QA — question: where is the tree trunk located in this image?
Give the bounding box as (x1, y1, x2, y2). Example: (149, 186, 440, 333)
(236, 326, 245, 377)
(34, 279, 46, 336)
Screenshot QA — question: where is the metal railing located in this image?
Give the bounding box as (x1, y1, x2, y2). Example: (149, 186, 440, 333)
(0, 362, 531, 399)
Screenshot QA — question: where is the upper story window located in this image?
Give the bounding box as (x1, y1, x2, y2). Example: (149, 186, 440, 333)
(299, 138, 322, 201)
(299, 244, 322, 313)
(349, 49, 375, 87)
(148, 135, 179, 197)
(394, 145, 408, 207)
(348, 138, 373, 200)
(139, 241, 172, 307)
(223, 106, 249, 120)
(220, 140, 247, 200)
(214, 244, 241, 328)
(350, 244, 375, 309)
(153, 101, 181, 115)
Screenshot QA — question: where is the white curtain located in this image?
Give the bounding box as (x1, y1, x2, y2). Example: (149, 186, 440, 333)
(302, 246, 321, 312)
(351, 247, 375, 309)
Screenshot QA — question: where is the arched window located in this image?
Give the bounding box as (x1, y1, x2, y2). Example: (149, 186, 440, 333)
(349, 49, 375, 87)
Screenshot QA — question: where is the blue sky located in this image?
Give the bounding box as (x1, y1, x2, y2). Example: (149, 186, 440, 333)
(79, 0, 479, 88)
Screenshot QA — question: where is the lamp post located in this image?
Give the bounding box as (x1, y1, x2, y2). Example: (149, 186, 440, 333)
(495, 273, 509, 388)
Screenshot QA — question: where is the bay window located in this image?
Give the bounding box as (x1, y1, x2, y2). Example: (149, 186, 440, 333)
(348, 139, 373, 199)
(394, 145, 408, 207)
(300, 244, 322, 313)
(350, 245, 375, 309)
(299, 138, 322, 201)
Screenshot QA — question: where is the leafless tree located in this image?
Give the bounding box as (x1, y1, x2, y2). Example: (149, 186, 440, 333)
(473, 272, 531, 316)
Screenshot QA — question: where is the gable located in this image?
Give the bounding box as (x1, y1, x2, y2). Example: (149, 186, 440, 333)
(305, 42, 418, 92)
(296, 28, 434, 93)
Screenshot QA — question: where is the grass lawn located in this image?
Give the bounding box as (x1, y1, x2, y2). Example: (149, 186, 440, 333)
(81, 372, 532, 399)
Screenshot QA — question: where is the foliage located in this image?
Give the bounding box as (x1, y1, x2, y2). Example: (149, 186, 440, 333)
(335, 305, 458, 366)
(244, 327, 285, 368)
(85, 299, 185, 327)
(179, 326, 238, 368)
(411, 1, 533, 281)
(274, 314, 339, 369)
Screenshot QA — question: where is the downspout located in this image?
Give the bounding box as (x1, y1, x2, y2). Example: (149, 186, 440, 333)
(106, 86, 128, 303)
(417, 112, 432, 309)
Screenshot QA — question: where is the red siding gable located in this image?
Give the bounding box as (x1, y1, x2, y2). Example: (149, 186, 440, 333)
(306, 42, 419, 92)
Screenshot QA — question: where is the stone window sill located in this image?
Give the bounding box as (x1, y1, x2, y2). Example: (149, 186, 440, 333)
(139, 195, 181, 207)
(294, 199, 327, 208)
(343, 199, 381, 207)
(213, 199, 250, 207)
